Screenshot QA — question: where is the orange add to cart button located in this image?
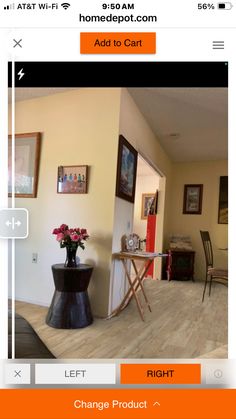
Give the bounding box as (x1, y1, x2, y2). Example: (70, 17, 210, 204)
(120, 364, 201, 384)
(80, 32, 156, 54)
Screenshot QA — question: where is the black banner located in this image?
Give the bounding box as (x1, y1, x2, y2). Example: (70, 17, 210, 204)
(8, 62, 228, 88)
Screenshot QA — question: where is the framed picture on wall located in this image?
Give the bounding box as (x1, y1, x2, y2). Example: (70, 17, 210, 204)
(183, 184, 203, 214)
(8, 132, 42, 198)
(115, 135, 138, 203)
(57, 165, 88, 194)
(218, 176, 228, 224)
(141, 193, 155, 219)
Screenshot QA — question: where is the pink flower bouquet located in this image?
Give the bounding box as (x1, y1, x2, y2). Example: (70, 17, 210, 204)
(52, 224, 89, 250)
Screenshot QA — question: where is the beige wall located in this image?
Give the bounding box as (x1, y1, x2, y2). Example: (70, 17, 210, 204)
(9, 88, 121, 317)
(109, 89, 173, 313)
(119, 88, 173, 258)
(118, 88, 173, 240)
(168, 160, 228, 281)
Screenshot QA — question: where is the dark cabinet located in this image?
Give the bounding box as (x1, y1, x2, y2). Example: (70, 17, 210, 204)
(166, 250, 195, 281)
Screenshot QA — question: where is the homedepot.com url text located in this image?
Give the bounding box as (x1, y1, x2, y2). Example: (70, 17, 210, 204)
(79, 14, 157, 23)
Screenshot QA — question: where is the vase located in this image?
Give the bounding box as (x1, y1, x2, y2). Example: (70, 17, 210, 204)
(64, 246, 78, 268)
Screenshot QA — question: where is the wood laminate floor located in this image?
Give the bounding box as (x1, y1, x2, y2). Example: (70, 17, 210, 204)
(15, 279, 228, 359)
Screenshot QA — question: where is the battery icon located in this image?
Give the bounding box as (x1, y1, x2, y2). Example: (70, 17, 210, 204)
(218, 2, 233, 8)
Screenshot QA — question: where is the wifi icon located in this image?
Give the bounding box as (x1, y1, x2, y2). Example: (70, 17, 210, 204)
(61, 2, 70, 9)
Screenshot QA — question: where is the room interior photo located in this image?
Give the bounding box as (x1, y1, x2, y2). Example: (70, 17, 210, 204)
(8, 86, 228, 359)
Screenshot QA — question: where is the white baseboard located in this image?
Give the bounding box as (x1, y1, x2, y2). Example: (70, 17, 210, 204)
(9, 295, 50, 308)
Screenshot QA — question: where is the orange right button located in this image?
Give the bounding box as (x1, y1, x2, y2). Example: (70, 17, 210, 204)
(120, 364, 201, 384)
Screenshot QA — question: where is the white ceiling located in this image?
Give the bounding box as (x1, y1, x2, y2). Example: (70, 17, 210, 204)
(128, 87, 228, 162)
(10, 87, 228, 163)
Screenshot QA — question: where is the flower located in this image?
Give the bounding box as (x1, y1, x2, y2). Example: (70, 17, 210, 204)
(70, 233, 79, 242)
(52, 224, 89, 250)
(56, 232, 65, 242)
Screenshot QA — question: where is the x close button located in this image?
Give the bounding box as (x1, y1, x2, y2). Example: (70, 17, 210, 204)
(5, 364, 31, 385)
(13, 39, 22, 48)
(80, 32, 156, 54)
(120, 364, 201, 384)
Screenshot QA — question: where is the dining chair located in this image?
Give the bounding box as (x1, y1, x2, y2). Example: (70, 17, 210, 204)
(200, 230, 228, 302)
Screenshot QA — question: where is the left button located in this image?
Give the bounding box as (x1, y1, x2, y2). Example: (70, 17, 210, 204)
(35, 364, 116, 384)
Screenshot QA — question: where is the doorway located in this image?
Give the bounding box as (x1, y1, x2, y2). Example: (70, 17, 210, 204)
(109, 154, 166, 315)
(133, 154, 165, 280)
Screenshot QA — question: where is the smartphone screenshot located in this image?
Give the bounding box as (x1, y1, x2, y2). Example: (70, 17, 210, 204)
(0, 1, 236, 418)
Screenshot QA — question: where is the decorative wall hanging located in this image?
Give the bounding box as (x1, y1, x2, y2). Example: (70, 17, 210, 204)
(183, 184, 203, 214)
(57, 165, 88, 194)
(218, 176, 228, 224)
(8, 132, 42, 198)
(141, 193, 155, 219)
(115, 135, 138, 203)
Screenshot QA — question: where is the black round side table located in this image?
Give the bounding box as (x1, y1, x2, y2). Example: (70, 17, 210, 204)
(46, 264, 93, 329)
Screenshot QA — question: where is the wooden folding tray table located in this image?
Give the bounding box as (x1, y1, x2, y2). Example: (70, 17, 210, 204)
(112, 251, 167, 321)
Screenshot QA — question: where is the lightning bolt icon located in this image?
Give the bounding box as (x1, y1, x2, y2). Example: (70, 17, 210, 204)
(17, 68, 25, 80)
